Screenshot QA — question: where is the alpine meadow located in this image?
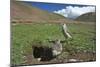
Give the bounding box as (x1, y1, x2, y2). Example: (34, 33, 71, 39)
(11, 1, 96, 66)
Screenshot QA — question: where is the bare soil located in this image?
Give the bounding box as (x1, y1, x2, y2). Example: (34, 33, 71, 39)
(21, 51, 96, 65)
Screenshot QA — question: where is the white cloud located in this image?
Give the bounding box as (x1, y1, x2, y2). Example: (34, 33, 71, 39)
(54, 6, 95, 19)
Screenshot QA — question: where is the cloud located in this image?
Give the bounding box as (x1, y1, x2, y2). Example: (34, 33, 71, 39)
(54, 6, 95, 19)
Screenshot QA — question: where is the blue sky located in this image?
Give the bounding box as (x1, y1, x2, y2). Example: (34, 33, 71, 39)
(24, 1, 96, 19)
(25, 1, 95, 12)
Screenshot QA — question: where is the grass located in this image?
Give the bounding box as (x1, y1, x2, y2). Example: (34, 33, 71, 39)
(11, 23, 96, 65)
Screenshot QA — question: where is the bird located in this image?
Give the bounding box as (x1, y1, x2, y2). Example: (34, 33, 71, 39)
(62, 23, 72, 38)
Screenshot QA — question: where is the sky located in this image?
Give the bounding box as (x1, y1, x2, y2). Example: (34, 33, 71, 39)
(24, 1, 96, 19)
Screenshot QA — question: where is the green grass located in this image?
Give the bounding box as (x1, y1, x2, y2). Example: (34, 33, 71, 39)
(11, 23, 96, 65)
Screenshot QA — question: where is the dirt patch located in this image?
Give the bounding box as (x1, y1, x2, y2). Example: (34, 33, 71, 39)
(21, 51, 95, 65)
(68, 51, 96, 62)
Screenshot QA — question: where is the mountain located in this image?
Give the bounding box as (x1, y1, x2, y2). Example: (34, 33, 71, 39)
(75, 12, 96, 22)
(11, 1, 70, 23)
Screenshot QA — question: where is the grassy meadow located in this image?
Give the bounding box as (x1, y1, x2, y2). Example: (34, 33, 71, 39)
(11, 23, 96, 65)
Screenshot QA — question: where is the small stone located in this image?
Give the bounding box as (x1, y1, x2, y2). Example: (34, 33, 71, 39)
(37, 58, 41, 61)
(23, 56, 26, 58)
(68, 59, 78, 62)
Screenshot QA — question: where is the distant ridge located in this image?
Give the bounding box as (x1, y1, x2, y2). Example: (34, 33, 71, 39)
(75, 12, 96, 22)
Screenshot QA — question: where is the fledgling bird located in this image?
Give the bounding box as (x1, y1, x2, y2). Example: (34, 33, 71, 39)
(51, 39, 63, 56)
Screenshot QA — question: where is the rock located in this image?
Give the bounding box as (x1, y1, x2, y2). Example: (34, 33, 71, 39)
(68, 59, 78, 62)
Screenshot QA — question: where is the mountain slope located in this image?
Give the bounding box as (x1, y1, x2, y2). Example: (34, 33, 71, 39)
(75, 12, 96, 22)
(11, 1, 69, 23)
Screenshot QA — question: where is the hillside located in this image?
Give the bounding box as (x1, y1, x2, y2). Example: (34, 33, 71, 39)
(11, 1, 69, 23)
(75, 12, 96, 22)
